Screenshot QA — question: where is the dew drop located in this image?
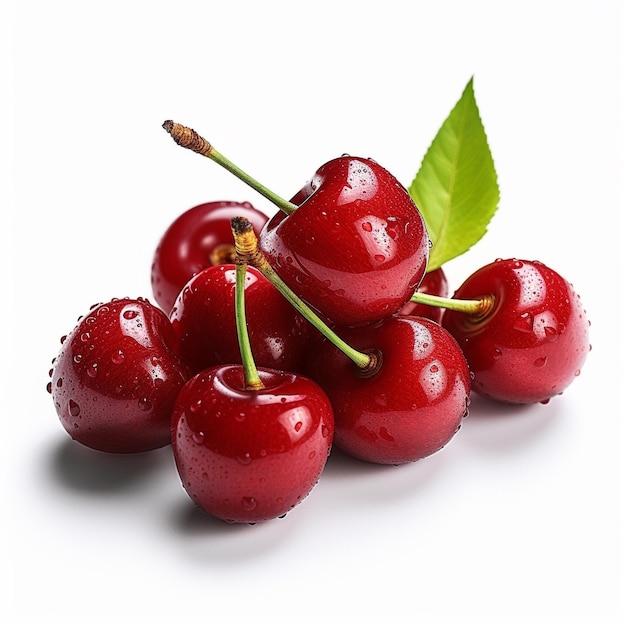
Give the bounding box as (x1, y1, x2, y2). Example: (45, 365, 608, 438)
(374, 254, 386, 263)
(374, 393, 388, 407)
(513, 313, 534, 333)
(73, 354, 83, 364)
(544, 327, 558, 342)
(138, 397, 152, 411)
(294, 421, 303, 432)
(361, 221, 373, 232)
(111, 349, 125, 364)
(56, 377, 63, 388)
(241, 496, 257, 511)
(321, 424, 330, 438)
(534, 356, 547, 368)
(492, 348, 502, 361)
(237, 452, 252, 465)
(87, 362, 98, 378)
(80, 332, 91, 343)
(430, 364, 439, 373)
(46, 382, 52, 394)
(68, 399, 81, 417)
(192, 431, 205, 445)
(123, 309, 138, 320)
(308, 450, 316, 460)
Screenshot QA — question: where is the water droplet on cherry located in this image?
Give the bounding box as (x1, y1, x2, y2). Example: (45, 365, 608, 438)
(374, 393, 388, 406)
(111, 349, 125, 364)
(191, 431, 205, 445)
(241, 496, 257, 511)
(237, 452, 252, 465)
(68, 399, 81, 417)
(138, 398, 152, 411)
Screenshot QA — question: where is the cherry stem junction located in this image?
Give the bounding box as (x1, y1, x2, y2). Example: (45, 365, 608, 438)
(163, 120, 298, 216)
(233, 248, 264, 391)
(410, 291, 495, 318)
(230, 217, 378, 374)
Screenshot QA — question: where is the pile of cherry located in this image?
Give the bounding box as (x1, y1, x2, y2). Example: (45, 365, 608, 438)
(48, 125, 591, 525)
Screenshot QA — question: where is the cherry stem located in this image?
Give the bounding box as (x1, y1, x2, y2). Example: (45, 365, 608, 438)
(410, 291, 495, 317)
(233, 251, 264, 391)
(163, 120, 298, 216)
(230, 217, 377, 374)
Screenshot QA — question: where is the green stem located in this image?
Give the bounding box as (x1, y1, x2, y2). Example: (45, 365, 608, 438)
(234, 259, 264, 390)
(162, 120, 298, 215)
(410, 291, 494, 317)
(231, 217, 378, 375)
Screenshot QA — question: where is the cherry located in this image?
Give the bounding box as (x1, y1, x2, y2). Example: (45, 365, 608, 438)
(48, 298, 192, 453)
(397, 267, 449, 323)
(305, 316, 471, 464)
(441, 258, 591, 404)
(162, 121, 430, 327)
(259, 156, 430, 326)
(151, 200, 268, 313)
(169, 263, 312, 374)
(172, 365, 334, 523)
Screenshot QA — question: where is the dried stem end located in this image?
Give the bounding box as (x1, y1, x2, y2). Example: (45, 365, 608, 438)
(162, 120, 213, 157)
(231, 216, 268, 270)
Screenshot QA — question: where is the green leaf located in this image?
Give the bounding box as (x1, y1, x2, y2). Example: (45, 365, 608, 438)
(408, 77, 500, 271)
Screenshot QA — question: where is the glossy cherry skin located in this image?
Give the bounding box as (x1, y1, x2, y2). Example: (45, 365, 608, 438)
(442, 259, 591, 404)
(306, 316, 471, 465)
(169, 264, 312, 375)
(397, 267, 449, 323)
(171, 365, 334, 523)
(260, 156, 430, 327)
(151, 200, 268, 313)
(49, 298, 192, 453)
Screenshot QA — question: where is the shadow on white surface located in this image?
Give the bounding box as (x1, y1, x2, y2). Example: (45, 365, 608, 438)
(457, 392, 565, 454)
(47, 436, 171, 495)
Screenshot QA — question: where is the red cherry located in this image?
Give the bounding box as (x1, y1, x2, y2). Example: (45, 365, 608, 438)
(397, 267, 449, 323)
(442, 258, 591, 404)
(259, 156, 430, 327)
(306, 316, 471, 465)
(172, 365, 334, 523)
(151, 201, 268, 312)
(49, 298, 192, 453)
(169, 264, 312, 374)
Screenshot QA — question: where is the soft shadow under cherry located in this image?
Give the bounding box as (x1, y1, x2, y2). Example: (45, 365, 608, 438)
(48, 436, 171, 494)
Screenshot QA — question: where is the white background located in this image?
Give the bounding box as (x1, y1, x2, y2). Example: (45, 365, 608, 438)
(5, 1, 625, 624)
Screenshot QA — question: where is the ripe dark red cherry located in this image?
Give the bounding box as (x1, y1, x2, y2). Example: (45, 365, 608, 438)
(49, 298, 192, 453)
(397, 267, 449, 323)
(172, 365, 334, 523)
(306, 316, 471, 465)
(259, 156, 430, 327)
(169, 264, 312, 374)
(442, 258, 591, 404)
(151, 200, 268, 313)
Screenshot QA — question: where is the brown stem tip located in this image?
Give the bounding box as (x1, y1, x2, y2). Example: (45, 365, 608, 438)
(231, 217, 267, 269)
(162, 120, 212, 156)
